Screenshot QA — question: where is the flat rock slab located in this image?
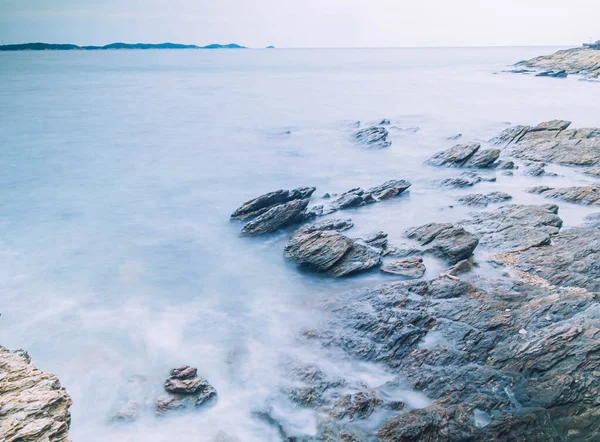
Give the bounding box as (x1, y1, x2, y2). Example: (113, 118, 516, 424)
(493, 120, 600, 166)
(380, 257, 426, 279)
(458, 204, 562, 252)
(405, 223, 479, 264)
(0, 348, 72, 442)
(527, 185, 600, 205)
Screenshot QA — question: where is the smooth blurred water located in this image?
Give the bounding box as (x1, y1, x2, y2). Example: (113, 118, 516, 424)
(1, 47, 599, 441)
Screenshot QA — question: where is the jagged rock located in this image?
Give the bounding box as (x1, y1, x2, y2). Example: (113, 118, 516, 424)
(363, 231, 388, 249)
(379, 119, 391, 125)
(526, 185, 600, 205)
(426, 142, 500, 168)
(494, 159, 516, 169)
(156, 366, 217, 413)
(294, 218, 354, 235)
(324, 180, 411, 214)
(493, 227, 600, 292)
(231, 187, 315, 220)
(353, 126, 391, 148)
(494, 120, 600, 166)
(111, 375, 148, 422)
(458, 204, 562, 252)
(380, 257, 426, 279)
(241, 198, 310, 235)
(328, 241, 381, 277)
(446, 258, 477, 276)
(330, 390, 383, 421)
(438, 172, 496, 188)
(517, 47, 600, 78)
(457, 192, 512, 207)
(447, 133, 463, 140)
(0, 347, 72, 442)
(405, 223, 479, 264)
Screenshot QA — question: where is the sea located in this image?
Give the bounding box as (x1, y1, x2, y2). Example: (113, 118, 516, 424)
(0, 46, 599, 441)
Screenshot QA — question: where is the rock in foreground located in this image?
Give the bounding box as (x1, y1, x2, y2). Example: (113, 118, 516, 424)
(156, 366, 217, 413)
(0, 347, 72, 442)
(426, 142, 501, 168)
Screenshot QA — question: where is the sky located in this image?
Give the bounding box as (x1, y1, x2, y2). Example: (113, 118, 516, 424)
(1, 0, 599, 48)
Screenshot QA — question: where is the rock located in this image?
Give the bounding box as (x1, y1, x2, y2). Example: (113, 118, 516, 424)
(446, 258, 476, 276)
(495, 121, 600, 166)
(494, 159, 516, 169)
(438, 172, 496, 188)
(330, 390, 383, 421)
(447, 133, 463, 140)
(380, 257, 426, 279)
(494, 227, 600, 292)
(457, 192, 511, 208)
(328, 241, 382, 277)
(231, 187, 315, 220)
(459, 204, 562, 252)
(535, 70, 568, 78)
(583, 212, 600, 228)
(363, 231, 388, 249)
(426, 142, 481, 167)
(526, 185, 600, 205)
(517, 47, 600, 78)
(352, 126, 391, 148)
(293, 218, 354, 235)
(393, 125, 420, 133)
(241, 198, 310, 235)
(461, 148, 501, 168)
(406, 223, 479, 264)
(525, 163, 557, 176)
(324, 180, 411, 214)
(379, 119, 391, 125)
(156, 366, 217, 413)
(0, 347, 72, 442)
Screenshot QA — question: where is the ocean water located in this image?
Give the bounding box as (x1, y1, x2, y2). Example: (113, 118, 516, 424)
(1, 47, 599, 441)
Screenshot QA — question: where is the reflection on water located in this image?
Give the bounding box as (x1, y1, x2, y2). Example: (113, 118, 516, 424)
(0, 47, 598, 440)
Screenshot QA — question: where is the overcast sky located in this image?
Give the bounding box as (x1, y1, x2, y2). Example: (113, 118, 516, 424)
(1, 0, 599, 47)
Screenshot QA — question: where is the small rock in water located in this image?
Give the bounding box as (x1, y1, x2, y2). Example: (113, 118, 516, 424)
(379, 118, 391, 125)
(241, 198, 310, 235)
(584, 212, 600, 228)
(447, 133, 463, 140)
(330, 390, 383, 421)
(156, 366, 217, 414)
(324, 180, 411, 214)
(380, 257, 426, 279)
(458, 192, 512, 207)
(231, 187, 315, 221)
(352, 126, 391, 148)
(526, 185, 600, 205)
(405, 223, 479, 264)
(535, 70, 568, 78)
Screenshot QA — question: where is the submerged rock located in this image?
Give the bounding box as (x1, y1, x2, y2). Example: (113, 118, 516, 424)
(457, 191, 512, 207)
(438, 171, 496, 188)
(536, 70, 568, 78)
(405, 223, 479, 264)
(380, 257, 426, 279)
(156, 366, 217, 413)
(459, 204, 562, 252)
(0, 347, 72, 442)
(352, 126, 391, 148)
(526, 185, 600, 205)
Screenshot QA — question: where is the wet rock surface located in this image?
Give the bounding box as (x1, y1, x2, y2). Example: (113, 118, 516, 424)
(405, 223, 479, 264)
(352, 125, 391, 148)
(527, 185, 600, 205)
(457, 191, 512, 207)
(156, 366, 217, 414)
(517, 47, 600, 78)
(380, 257, 426, 279)
(426, 142, 500, 169)
(0, 347, 72, 442)
(459, 204, 562, 252)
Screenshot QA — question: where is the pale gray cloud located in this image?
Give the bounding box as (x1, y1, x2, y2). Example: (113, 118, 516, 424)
(1, 0, 599, 47)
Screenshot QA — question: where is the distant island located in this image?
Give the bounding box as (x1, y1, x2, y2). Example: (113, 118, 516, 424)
(0, 42, 246, 51)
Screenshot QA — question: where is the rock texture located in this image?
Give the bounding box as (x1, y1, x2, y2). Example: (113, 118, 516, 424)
(459, 204, 562, 252)
(322, 180, 411, 214)
(156, 366, 217, 413)
(457, 191, 512, 207)
(494, 120, 600, 166)
(516, 47, 600, 78)
(0, 347, 72, 442)
(527, 185, 600, 205)
(380, 257, 426, 279)
(426, 142, 500, 168)
(352, 126, 391, 148)
(438, 172, 496, 188)
(230, 187, 316, 234)
(405, 223, 479, 264)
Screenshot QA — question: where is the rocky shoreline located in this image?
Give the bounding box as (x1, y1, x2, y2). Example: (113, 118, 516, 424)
(513, 47, 600, 80)
(5, 119, 600, 441)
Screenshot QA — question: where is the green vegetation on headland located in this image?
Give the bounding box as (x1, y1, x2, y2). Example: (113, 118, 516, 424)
(0, 42, 246, 51)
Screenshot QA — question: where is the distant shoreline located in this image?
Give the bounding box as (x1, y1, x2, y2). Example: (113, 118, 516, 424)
(0, 42, 249, 51)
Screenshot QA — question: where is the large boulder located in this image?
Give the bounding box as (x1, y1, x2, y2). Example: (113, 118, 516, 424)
(405, 223, 479, 264)
(0, 347, 72, 442)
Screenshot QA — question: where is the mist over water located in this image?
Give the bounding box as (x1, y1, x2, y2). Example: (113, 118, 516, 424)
(1, 47, 599, 440)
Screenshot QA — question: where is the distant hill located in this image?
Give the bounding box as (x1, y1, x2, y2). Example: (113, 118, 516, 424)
(0, 42, 246, 51)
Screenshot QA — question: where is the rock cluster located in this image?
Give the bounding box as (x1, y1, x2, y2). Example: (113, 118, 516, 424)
(0, 347, 72, 442)
(156, 366, 217, 413)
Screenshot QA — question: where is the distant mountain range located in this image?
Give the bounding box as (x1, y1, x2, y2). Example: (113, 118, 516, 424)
(0, 42, 247, 51)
